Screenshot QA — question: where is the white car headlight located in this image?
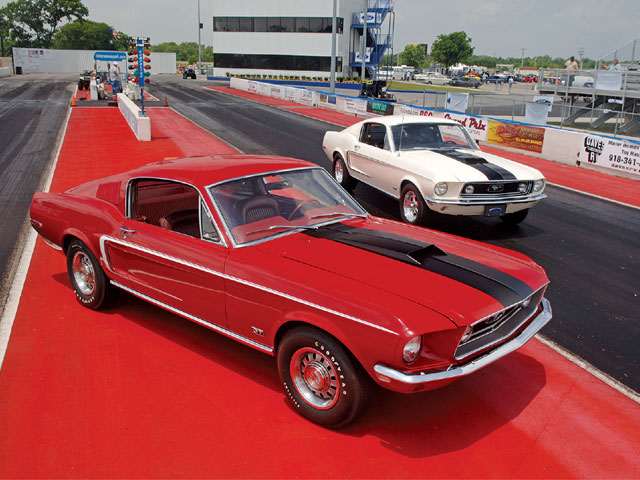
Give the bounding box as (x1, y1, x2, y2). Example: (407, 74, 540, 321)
(434, 182, 448, 196)
(533, 179, 545, 192)
(402, 335, 422, 364)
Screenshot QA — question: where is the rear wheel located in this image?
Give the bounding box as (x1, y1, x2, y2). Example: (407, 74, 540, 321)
(66, 239, 115, 310)
(333, 154, 357, 191)
(277, 327, 367, 429)
(500, 209, 529, 225)
(400, 183, 429, 225)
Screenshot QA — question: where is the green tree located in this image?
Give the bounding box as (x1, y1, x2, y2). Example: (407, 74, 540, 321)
(0, 8, 12, 56)
(53, 19, 127, 50)
(1, 0, 88, 48)
(430, 31, 474, 68)
(398, 44, 427, 68)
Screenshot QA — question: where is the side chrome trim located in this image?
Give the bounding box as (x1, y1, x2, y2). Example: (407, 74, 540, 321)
(99, 235, 399, 336)
(374, 298, 552, 384)
(111, 281, 274, 354)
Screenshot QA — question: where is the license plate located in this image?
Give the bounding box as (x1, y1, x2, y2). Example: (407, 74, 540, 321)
(484, 204, 506, 216)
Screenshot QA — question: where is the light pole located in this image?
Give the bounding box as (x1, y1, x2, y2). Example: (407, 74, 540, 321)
(361, 0, 367, 90)
(330, 0, 337, 93)
(197, 0, 202, 73)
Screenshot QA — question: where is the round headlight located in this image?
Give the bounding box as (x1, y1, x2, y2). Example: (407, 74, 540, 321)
(533, 179, 545, 192)
(518, 182, 528, 194)
(402, 335, 422, 364)
(464, 185, 475, 194)
(434, 182, 448, 196)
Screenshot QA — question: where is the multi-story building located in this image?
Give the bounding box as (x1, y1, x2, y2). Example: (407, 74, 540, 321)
(211, 0, 394, 78)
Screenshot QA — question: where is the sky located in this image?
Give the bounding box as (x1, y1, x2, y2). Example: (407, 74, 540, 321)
(2, 0, 639, 60)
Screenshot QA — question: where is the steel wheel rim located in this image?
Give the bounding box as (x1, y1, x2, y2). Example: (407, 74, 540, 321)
(72, 251, 96, 296)
(334, 160, 344, 183)
(290, 347, 340, 410)
(403, 191, 419, 223)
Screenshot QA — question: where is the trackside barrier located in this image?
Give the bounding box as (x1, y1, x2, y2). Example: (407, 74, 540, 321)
(0, 67, 10, 78)
(229, 78, 640, 179)
(116, 93, 151, 141)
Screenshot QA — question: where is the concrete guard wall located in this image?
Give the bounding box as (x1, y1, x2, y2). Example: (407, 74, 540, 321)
(117, 93, 150, 141)
(229, 78, 640, 180)
(0, 67, 10, 78)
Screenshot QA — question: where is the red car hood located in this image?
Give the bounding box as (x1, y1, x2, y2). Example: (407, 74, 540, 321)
(255, 217, 548, 327)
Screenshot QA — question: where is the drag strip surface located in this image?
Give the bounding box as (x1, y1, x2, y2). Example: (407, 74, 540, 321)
(150, 77, 639, 393)
(0, 75, 73, 316)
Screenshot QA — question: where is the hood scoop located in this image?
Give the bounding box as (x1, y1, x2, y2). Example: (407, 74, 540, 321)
(303, 224, 446, 267)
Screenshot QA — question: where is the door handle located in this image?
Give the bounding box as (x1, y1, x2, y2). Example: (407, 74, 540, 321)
(120, 226, 136, 239)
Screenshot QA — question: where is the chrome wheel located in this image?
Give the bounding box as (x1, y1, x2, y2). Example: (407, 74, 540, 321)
(402, 190, 420, 223)
(334, 160, 344, 183)
(290, 347, 340, 410)
(71, 251, 95, 296)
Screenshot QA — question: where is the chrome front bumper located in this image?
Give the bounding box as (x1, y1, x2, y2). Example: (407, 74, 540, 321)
(424, 193, 548, 206)
(373, 298, 552, 390)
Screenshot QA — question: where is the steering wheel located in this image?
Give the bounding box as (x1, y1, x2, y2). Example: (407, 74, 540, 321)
(288, 200, 321, 220)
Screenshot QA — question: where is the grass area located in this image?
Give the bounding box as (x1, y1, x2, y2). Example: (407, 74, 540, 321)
(548, 122, 638, 138)
(387, 80, 477, 93)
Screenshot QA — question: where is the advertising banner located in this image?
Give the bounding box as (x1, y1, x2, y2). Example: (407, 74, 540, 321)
(366, 101, 394, 116)
(317, 93, 337, 110)
(344, 97, 368, 115)
(284, 87, 297, 102)
(524, 102, 549, 125)
(441, 112, 489, 142)
(295, 89, 315, 106)
(270, 85, 284, 99)
(579, 134, 640, 177)
(247, 80, 258, 93)
(445, 92, 469, 113)
(257, 82, 270, 96)
(487, 120, 545, 153)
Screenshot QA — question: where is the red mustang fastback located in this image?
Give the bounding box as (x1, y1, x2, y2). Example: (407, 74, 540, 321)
(30, 155, 552, 428)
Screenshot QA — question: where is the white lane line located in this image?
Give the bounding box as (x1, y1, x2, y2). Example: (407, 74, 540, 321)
(0, 106, 70, 371)
(536, 335, 640, 403)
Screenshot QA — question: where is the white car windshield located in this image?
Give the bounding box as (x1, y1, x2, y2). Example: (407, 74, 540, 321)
(209, 168, 366, 246)
(390, 123, 479, 151)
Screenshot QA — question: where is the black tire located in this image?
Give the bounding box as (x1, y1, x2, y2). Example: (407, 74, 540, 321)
(500, 208, 529, 225)
(399, 183, 429, 225)
(277, 326, 367, 429)
(66, 239, 115, 310)
(183, 73, 187, 79)
(78, 81, 84, 90)
(333, 154, 357, 191)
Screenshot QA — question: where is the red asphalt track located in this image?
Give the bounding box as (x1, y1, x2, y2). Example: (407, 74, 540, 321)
(0, 105, 639, 478)
(207, 85, 640, 208)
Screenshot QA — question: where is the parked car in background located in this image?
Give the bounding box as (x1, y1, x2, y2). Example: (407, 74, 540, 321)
(449, 76, 481, 88)
(486, 75, 507, 84)
(183, 66, 197, 79)
(414, 72, 450, 85)
(78, 70, 91, 90)
(30, 154, 551, 429)
(322, 115, 547, 226)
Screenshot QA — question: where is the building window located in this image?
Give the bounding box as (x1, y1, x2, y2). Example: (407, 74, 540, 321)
(214, 17, 342, 34)
(215, 53, 342, 72)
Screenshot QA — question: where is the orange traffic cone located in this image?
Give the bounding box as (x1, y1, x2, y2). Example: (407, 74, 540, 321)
(71, 96, 77, 106)
(163, 96, 168, 107)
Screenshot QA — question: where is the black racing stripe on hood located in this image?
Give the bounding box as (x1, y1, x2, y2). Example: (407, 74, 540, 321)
(436, 150, 517, 181)
(303, 224, 533, 307)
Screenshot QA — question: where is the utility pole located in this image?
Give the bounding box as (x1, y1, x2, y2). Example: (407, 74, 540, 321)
(520, 48, 527, 67)
(329, 0, 337, 93)
(197, 0, 202, 73)
(361, 0, 367, 90)
(578, 47, 585, 69)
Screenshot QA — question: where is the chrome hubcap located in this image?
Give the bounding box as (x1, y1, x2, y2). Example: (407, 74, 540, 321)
(334, 161, 344, 183)
(290, 347, 340, 409)
(403, 191, 419, 223)
(72, 251, 96, 296)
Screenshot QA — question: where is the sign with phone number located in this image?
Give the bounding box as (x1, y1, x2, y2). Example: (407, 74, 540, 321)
(579, 135, 640, 177)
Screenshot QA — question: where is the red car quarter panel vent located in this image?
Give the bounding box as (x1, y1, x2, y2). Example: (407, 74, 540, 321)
(96, 181, 121, 205)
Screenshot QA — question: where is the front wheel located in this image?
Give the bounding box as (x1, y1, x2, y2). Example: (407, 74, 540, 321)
(66, 239, 115, 310)
(500, 208, 529, 225)
(333, 154, 357, 191)
(277, 327, 367, 429)
(399, 184, 429, 225)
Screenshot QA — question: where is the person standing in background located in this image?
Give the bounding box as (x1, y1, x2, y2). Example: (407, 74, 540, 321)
(564, 55, 578, 86)
(109, 62, 121, 98)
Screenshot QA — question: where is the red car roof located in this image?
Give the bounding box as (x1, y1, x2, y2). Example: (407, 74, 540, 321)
(124, 155, 316, 189)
